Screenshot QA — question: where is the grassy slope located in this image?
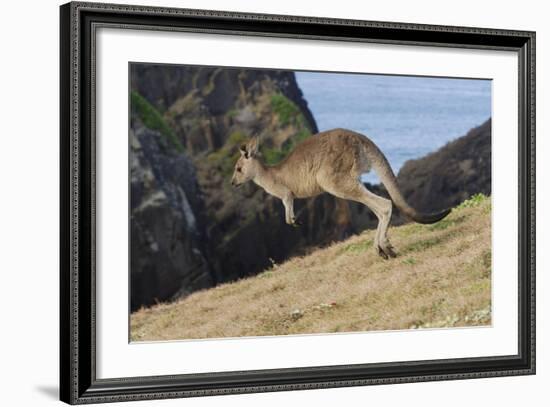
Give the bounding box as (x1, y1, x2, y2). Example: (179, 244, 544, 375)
(131, 195, 491, 341)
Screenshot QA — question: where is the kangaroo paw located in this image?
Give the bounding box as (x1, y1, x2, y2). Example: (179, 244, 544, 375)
(377, 246, 388, 260)
(385, 246, 397, 258)
(378, 244, 397, 259)
(384, 245, 397, 258)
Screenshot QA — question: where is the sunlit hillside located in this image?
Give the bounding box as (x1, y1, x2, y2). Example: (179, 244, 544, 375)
(131, 194, 491, 341)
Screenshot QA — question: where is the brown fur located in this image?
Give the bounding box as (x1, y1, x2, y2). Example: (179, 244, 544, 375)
(231, 129, 450, 258)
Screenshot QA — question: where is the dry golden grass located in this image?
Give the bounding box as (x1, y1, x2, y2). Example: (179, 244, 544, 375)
(131, 194, 491, 341)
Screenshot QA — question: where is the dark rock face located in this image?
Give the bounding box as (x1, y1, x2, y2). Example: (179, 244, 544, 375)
(397, 119, 491, 213)
(130, 121, 214, 311)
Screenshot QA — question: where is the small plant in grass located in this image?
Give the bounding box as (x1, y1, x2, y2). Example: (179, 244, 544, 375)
(428, 218, 453, 230)
(457, 193, 488, 209)
(405, 237, 442, 253)
(259, 271, 274, 279)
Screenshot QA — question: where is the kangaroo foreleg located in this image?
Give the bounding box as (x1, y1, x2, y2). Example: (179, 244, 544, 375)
(282, 194, 299, 226)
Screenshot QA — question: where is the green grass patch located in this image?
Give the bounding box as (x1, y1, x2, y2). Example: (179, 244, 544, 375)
(341, 239, 373, 254)
(405, 237, 442, 253)
(402, 257, 417, 265)
(400, 223, 424, 236)
(456, 193, 488, 209)
(131, 91, 183, 152)
(428, 215, 466, 231)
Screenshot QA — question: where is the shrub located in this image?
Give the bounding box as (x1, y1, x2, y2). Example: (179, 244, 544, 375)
(227, 131, 247, 147)
(270, 93, 300, 126)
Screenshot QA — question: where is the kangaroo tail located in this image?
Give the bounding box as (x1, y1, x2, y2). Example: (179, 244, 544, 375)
(362, 137, 451, 225)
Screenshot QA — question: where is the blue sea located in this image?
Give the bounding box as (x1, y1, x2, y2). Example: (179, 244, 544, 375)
(295, 71, 492, 183)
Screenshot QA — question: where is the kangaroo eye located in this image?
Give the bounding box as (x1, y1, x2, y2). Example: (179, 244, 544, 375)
(237, 167, 242, 173)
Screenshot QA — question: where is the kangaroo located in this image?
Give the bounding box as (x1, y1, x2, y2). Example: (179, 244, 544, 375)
(230, 129, 451, 259)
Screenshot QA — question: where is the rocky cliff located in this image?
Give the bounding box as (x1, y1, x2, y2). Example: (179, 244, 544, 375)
(130, 118, 214, 311)
(131, 65, 318, 153)
(397, 119, 491, 213)
(130, 64, 354, 309)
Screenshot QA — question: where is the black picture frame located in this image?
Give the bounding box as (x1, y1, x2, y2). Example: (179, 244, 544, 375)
(60, 1, 536, 404)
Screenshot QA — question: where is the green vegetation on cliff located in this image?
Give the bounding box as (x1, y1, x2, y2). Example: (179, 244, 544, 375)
(131, 91, 183, 152)
(270, 93, 302, 126)
(206, 92, 314, 171)
(252, 93, 314, 165)
(131, 194, 492, 341)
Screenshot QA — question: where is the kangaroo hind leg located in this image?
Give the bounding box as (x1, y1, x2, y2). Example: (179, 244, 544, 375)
(356, 185, 395, 259)
(323, 180, 396, 259)
(372, 195, 396, 259)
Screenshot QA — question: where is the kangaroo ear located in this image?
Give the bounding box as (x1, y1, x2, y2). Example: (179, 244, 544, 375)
(240, 143, 248, 158)
(247, 138, 260, 157)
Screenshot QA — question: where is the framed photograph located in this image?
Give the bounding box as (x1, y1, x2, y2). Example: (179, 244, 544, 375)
(60, 1, 535, 404)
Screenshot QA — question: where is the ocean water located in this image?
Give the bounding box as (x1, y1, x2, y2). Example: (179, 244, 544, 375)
(295, 71, 492, 183)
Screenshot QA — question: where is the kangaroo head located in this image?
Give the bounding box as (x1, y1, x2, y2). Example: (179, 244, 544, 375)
(231, 138, 261, 187)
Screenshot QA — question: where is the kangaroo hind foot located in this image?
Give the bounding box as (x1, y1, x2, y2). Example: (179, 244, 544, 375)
(377, 240, 397, 259)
